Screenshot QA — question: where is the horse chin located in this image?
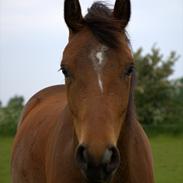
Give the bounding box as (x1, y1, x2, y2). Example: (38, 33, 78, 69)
(87, 180, 111, 183)
(81, 167, 113, 183)
(86, 177, 112, 183)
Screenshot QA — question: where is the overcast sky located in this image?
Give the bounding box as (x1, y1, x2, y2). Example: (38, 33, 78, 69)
(0, 0, 183, 105)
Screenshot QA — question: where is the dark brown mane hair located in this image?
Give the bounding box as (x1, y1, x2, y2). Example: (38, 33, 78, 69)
(84, 2, 129, 48)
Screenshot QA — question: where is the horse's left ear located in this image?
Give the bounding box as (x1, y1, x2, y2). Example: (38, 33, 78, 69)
(113, 0, 131, 28)
(64, 0, 84, 33)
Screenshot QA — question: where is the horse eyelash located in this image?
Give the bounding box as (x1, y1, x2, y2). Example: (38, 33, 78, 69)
(60, 65, 71, 79)
(125, 65, 135, 76)
(58, 65, 65, 73)
(58, 67, 62, 72)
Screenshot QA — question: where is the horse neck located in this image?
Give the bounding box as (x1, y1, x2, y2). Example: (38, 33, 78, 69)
(116, 117, 154, 183)
(113, 118, 134, 182)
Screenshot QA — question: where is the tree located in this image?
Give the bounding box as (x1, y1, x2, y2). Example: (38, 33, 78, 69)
(165, 77, 183, 125)
(134, 47, 179, 126)
(0, 96, 24, 136)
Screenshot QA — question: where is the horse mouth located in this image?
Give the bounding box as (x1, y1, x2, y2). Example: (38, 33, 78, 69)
(81, 165, 113, 183)
(86, 177, 112, 183)
(87, 180, 110, 183)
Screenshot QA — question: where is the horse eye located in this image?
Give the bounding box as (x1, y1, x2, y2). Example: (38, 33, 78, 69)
(61, 66, 70, 78)
(125, 65, 134, 76)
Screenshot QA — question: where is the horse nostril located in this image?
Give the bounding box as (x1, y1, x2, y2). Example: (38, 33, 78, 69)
(103, 146, 120, 174)
(75, 145, 120, 181)
(75, 145, 88, 170)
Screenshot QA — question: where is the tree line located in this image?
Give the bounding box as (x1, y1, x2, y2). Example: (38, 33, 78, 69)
(0, 47, 183, 136)
(134, 47, 183, 134)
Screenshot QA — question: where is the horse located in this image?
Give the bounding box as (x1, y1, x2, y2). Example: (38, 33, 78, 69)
(11, 0, 154, 182)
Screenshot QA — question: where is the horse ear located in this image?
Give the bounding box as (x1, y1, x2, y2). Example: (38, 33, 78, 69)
(113, 0, 131, 28)
(64, 0, 84, 32)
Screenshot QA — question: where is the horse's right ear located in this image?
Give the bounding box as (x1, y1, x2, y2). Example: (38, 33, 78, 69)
(64, 0, 84, 33)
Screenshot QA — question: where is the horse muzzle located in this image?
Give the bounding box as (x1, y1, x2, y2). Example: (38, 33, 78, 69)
(75, 144, 120, 182)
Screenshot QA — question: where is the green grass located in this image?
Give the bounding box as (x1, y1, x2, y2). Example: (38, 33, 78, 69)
(0, 137, 13, 183)
(0, 136, 183, 183)
(150, 135, 183, 183)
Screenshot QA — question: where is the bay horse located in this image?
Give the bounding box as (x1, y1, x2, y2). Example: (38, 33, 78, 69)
(11, 0, 154, 183)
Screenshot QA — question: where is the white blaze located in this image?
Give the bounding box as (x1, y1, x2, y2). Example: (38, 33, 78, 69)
(97, 74, 103, 93)
(90, 46, 108, 93)
(96, 51, 104, 65)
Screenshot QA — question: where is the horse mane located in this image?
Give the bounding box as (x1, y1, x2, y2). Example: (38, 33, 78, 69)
(84, 2, 130, 48)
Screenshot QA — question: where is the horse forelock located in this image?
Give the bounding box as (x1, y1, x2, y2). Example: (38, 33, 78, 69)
(84, 2, 130, 49)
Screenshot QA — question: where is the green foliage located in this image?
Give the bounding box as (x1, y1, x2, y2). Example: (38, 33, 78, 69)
(165, 78, 183, 125)
(0, 96, 24, 136)
(134, 47, 183, 133)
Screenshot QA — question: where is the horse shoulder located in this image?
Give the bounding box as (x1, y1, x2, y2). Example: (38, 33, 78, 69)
(12, 85, 68, 183)
(17, 85, 67, 128)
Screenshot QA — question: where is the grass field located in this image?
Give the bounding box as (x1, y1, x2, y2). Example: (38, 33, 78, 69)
(0, 137, 13, 183)
(0, 135, 183, 183)
(150, 135, 183, 183)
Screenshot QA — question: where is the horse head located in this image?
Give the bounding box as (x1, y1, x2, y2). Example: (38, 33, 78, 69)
(62, 0, 134, 182)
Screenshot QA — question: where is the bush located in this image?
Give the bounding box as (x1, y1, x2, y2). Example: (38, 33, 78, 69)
(0, 96, 24, 136)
